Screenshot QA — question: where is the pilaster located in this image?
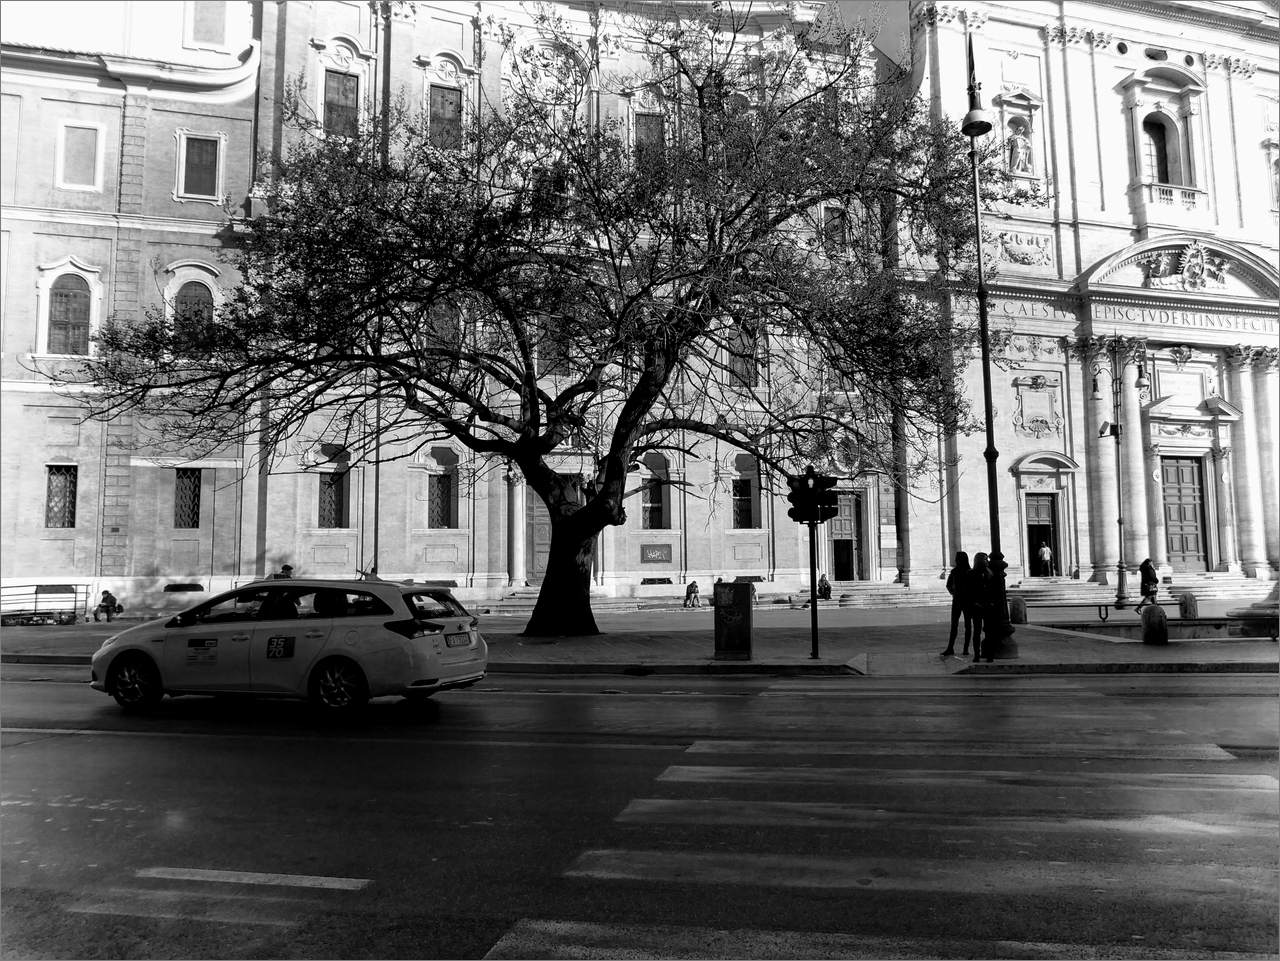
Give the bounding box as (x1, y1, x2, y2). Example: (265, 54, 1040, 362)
(1210, 445, 1240, 572)
(1225, 347, 1269, 576)
(1253, 349, 1279, 567)
(1143, 442, 1168, 571)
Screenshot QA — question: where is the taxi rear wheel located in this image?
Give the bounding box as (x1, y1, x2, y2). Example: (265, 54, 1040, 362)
(109, 654, 165, 712)
(309, 658, 369, 712)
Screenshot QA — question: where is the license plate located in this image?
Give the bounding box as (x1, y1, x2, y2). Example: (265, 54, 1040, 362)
(445, 632, 470, 648)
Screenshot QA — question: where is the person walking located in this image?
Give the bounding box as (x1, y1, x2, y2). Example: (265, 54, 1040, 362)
(273, 564, 294, 580)
(1134, 558, 1159, 610)
(1037, 541, 1054, 576)
(966, 553, 992, 662)
(940, 552, 973, 657)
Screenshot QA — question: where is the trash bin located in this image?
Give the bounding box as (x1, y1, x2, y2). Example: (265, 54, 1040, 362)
(713, 581, 753, 661)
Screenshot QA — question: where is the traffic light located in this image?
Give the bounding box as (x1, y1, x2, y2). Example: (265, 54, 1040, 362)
(786, 473, 815, 523)
(812, 473, 839, 523)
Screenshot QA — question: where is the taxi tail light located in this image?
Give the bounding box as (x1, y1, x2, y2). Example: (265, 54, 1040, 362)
(385, 619, 445, 639)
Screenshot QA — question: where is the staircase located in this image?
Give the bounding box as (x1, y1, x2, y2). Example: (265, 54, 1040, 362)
(1161, 571, 1279, 603)
(1009, 573, 1278, 604)
(482, 587, 642, 616)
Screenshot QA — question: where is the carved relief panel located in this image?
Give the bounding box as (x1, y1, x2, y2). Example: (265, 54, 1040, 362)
(1011, 374, 1064, 439)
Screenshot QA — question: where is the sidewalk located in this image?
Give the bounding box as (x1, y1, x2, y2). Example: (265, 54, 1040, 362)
(2, 607, 1275, 676)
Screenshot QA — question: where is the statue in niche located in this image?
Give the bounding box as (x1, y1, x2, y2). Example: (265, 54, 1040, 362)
(1008, 119, 1033, 173)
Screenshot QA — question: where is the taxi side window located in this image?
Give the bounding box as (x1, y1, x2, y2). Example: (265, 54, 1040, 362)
(335, 591, 393, 618)
(405, 591, 466, 618)
(186, 588, 271, 625)
(257, 589, 321, 621)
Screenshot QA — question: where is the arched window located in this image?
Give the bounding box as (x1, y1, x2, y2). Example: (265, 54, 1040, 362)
(640, 452, 670, 530)
(1142, 118, 1171, 183)
(48, 274, 91, 355)
(731, 453, 761, 529)
(174, 281, 214, 326)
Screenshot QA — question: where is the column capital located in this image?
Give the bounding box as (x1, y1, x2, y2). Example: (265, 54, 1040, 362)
(1225, 345, 1261, 371)
(1253, 346, 1280, 372)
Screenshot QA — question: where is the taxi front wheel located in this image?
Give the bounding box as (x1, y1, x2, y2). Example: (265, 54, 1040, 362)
(309, 658, 369, 712)
(109, 654, 164, 712)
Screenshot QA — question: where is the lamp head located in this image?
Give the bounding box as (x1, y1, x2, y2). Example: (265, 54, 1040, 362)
(1090, 377, 1102, 401)
(1135, 364, 1150, 389)
(962, 109, 993, 138)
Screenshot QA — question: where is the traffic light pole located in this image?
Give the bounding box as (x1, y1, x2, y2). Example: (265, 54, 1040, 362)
(808, 519, 819, 659)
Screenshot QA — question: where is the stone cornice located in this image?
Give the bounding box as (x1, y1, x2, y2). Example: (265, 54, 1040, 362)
(1, 204, 231, 237)
(0, 40, 260, 104)
(1063, 1, 1279, 42)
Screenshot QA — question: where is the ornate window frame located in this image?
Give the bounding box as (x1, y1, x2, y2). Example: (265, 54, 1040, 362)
(993, 85, 1043, 181)
(172, 128, 228, 205)
(415, 50, 476, 146)
(310, 34, 374, 137)
(34, 255, 104, 358)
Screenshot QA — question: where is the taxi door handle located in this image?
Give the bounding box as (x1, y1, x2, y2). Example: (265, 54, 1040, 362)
(304, 630, 326, 639)
(230, 634, 251, 642)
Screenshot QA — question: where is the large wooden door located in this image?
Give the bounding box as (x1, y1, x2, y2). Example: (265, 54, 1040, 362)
(1162, 457, 1208, 571)
(525, 474, 584, 587)
(829, 492, 863, 580)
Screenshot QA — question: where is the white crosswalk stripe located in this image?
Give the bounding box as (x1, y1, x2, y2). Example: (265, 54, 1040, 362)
(63, 866, 371, 927)
(485, 732, 1279, 958)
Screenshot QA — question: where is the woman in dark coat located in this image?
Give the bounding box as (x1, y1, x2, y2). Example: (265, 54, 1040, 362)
(1134, 558, 1159, 610)
(966, 553, 992, 663)
(940, 552, 973, 657)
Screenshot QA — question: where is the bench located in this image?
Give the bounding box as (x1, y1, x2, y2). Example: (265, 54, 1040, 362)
(1010, 597, 1119, 623)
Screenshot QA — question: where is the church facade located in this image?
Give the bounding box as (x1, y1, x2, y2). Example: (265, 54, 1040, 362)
(2, 1, 1276, 611)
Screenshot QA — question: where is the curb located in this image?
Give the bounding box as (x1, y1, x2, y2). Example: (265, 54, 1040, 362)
(2, 653, 1275, 675)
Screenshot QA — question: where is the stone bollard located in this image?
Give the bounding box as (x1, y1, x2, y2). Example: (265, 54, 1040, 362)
(1141, 604, 1169, 645)
(1178, 593, 1199, 620)
(1009, 596, 1027, 624)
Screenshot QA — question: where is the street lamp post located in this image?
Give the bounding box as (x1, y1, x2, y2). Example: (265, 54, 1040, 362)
(1090, 337, 1150, 608)
(961, 34, 1017, 660)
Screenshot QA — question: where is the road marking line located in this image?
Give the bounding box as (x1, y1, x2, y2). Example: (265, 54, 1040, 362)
(565, 849, 1280, 896)
(483, 919, 1276, 960)
(617, 799, 1277, 836)
(685, 739, 1239, 760)
(657, 765, 1279, 791)
(137, 867, 370, 890)
(0, 728, 683, 751)
(66, 899, 296, 927)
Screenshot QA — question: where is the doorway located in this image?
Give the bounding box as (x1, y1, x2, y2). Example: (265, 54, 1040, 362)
(1025, 493, 1058, 576)
(525, 474, 585, 587)
(1162, 456, 1208, 572)
(830, 492, 864, 581)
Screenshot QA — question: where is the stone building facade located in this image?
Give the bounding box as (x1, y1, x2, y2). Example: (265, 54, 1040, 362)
(1, 0, 1276, 611)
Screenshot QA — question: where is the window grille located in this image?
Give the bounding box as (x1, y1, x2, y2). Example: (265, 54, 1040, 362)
(427, 473, 454, 528)
(183, 137, 219, 197)
(641, 479, 665, 530)
(324, 71, 360, 137)
(174, 469, 202, 528)
(175, 281, 214, 327)
(46, 466, 77, 528)
(318, 471, 349, 528)
(49, 275, 91, 355)
(429, 84, 462, 149)
(732, 478, 754, 529)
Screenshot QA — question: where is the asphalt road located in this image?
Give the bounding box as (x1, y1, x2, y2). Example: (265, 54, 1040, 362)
(2, 669, 1277, 960)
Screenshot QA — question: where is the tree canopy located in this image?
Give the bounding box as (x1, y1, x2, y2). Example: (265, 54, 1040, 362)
(65, 1, 1033, 635)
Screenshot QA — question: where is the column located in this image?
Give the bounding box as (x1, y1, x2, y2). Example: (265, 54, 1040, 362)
(1084, 345, 1120, 581)
(1253, 350, 1279, 567)
(1211, 446, 1239, 572)
(1119, 353, 1150, 570)
(1226, 347, 1268, 576)
(505, 468, 526, 588)
(1144, 443, 1169, 570)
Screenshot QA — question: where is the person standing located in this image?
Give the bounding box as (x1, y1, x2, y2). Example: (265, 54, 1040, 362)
(683, 581, 701, 608)
(1134, 558, 1159, 610)
(966, 553, 992, 663)
(940, 552, 973, 657)
(1037, 541, 1054, 577)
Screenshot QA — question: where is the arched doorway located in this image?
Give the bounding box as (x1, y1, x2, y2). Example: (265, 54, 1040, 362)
(1010, 451, 1080, 579)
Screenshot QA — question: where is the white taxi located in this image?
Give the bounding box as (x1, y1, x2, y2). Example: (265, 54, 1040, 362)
(90, 579, 487, 712)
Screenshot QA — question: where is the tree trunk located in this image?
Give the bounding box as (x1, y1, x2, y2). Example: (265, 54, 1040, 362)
(523, 525, 601, 636)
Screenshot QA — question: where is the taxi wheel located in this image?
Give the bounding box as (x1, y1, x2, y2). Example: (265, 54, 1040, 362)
(109, 654, 164, 712)
(309, 658, 369, 712)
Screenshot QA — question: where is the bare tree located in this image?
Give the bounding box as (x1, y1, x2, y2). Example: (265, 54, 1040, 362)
(64, 2, 1032, 635)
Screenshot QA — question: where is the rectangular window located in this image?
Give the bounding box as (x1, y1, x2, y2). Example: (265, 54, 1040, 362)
(729, 326, 759, 388)
(641, 480, 665, 530)
(174, 468, 202, 529)
(429, 84, 462, 149)
(182, 136, 219, 197)
(634, 113, 664, 162)
(45, 466, 77, 528)
(191, 0, 226, 45)
(822, 206, 848, 253)
(732, 478, 757, 529)
(324, 71, 360, 137)
(61, 125, 99, 188)
(318, 471, 350, 528)
(427, 473, 455, 529)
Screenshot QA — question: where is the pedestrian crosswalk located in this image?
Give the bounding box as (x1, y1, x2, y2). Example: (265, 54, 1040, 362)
(486, 731, 1280, 959)
(65, 866, 371, 927)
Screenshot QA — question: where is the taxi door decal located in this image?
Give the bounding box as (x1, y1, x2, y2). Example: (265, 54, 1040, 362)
(266, 635, 296, 659)
(187, 638, 218, 663)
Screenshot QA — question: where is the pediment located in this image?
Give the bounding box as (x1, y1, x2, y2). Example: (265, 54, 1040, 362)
(1146, 394, 1241, 422)
(1081, 235, 1279, 300)
(994, 85, 1044, 109)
